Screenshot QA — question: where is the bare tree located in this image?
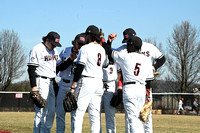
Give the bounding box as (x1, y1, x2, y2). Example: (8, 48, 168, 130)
(166, 21, 200, 93)
(0, 30, 27, 91)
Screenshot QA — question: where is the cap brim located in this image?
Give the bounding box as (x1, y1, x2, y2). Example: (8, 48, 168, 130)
(122, 38, 128, 43)
(76, 40, 85, 45)
(52, 42, 62, 47)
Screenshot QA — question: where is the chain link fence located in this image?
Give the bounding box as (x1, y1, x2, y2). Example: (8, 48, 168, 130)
(0, 91, 199, 114)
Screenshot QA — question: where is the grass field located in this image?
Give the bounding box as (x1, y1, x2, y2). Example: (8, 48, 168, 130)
(0, 112, 200, 133)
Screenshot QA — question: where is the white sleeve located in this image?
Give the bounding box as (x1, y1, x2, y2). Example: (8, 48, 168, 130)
(151, 44, 163, 59)
(57, 49, 65, 65)
(27, 47, 39, 66)
(76, 46, 87, 66)
(103, 55, 109, 67)
(54, 48, 61, 63)
(146, 58, 154, 81)
(112, 51, 123, 63)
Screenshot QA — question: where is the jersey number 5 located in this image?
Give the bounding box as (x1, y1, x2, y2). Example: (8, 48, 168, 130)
(134, 63, 141, 76)
(97, 53, 101, 66)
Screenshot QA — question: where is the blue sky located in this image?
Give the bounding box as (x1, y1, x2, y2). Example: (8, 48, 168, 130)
(0, 0, 200, 82)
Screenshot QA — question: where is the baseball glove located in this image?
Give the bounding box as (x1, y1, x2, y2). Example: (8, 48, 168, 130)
(30, 91, 47, 108)
(140, 101, 152, 122)
(63, 92, 77, 112)
(110, 89, 123, 107)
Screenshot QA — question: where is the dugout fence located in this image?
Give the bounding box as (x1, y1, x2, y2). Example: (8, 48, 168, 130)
(0, 91, 199, 114)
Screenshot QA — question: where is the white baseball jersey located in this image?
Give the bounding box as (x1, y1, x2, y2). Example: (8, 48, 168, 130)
(140, 42, 163, 64)
(76, 42, 108, 79)
(103, 63, 118, 82)
(116, 42, 164, 64)
(27, 43, 60, 78)
(57, 46, 77, 80)
(112, 51, 154, 84)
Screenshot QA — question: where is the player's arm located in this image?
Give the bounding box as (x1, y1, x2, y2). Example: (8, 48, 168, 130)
(107, 33, 117, 46)
(27, 65, 38, 91)
(117, 71, 123, 90)
(154, 56, 166, 70)
(145, 80, 151, 102)
(70, 63, 84, 93)
(56, 52, 77, 74)
(102, 42, 114, 63)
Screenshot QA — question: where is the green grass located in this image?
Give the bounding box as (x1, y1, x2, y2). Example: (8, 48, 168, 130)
(0, 112, 200, 133)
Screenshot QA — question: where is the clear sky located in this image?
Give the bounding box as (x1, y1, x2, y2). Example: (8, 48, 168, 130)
(0, 0, 200, 82)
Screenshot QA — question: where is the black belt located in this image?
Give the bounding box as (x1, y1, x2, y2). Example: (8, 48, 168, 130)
(123, 81, 136, 85)
(83, 75, 94, 78)
(62, 79, 71, 83)
(39, 76, 55, 81)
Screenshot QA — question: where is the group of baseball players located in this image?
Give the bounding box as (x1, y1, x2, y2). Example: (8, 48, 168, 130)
(28, 24, 165, 133)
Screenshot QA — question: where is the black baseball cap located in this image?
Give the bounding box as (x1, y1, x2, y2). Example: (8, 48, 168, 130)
(43, 31, 62, 47)
(122, 28, 137, 43)
(85, 25, 100, 35)
(74, 33, 86, 45)
(127, 36, 142, 49)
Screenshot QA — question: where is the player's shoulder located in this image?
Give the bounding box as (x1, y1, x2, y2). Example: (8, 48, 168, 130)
(32, 43, 44, 51)
(142, 41, 158, 49)
(136, 52, 150, 60)
(63, 46, 72, 51)
(61, 46, 72, 53)
(116, 44, 126, 52)
(142, 41, 154, 47)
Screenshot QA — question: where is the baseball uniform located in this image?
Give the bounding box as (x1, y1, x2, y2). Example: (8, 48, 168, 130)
(56, 46, 76, 133)
(28, 42, 61, 133)
(117, 42, 164, 133)
(56, 33, 86, 133)
(101, 62, 118, 133)
(73, 42, 108, 133)
(112, 49, 154, 133)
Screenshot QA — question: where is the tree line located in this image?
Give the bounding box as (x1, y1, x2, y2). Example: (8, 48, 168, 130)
(0, 21, 200, 92)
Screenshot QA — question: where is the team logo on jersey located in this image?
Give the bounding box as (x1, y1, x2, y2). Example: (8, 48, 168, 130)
(141, 51, 150, 57)
(44, 55, 58, 61)
(31, 57, 35, 62)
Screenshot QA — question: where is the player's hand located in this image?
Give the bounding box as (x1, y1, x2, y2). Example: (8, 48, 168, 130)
(70, 52, 77, 60)
(100, 28, 104, 37)
(32, 86, 38, 92)
(153, 66, 159, 76)
(70, 82, 77, 94)
(70, 87, 75, 94)
(31, 86, 38, 98)
(108, 33, 117, 42)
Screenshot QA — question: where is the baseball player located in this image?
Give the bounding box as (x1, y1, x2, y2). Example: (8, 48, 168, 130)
(117, 28, 166, 133)
(55, 33, 86, 133)
(100, 33, 118, 133)
(69, 25, 108, 133)
(177, 98, 184, 115)
(102, 36, 154, 133)
(27, 31, 62, 133)
(192, 98, 198, 115)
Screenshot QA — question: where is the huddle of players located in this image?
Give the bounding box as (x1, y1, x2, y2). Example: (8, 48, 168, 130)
(28, 25, 165, 133)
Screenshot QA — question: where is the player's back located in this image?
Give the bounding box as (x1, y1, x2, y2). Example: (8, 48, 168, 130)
(141, 42, 163, 64)
(113, 51, 153, 84)
(76, 42, 107, 79)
